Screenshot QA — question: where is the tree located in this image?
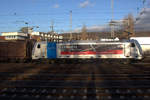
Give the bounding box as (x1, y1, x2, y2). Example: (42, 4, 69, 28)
(81, 24, 88, 40)
(121, 14, 135, 39)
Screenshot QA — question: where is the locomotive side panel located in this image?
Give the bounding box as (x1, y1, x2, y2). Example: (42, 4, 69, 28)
(47, 42, 57, 59)
(57, 43, 127, 59)
(57, 41, 143, 60)
(32, 42, 57, 60)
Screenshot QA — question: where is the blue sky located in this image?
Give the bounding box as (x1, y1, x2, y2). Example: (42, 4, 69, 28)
(0, 0, 147, 33)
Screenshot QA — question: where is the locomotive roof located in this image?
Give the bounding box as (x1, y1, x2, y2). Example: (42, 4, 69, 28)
(61, 40, 132, 44)
(36, 40, 135, 44)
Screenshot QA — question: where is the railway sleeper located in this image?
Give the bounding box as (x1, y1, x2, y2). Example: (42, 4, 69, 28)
(0, 91, 150, 100)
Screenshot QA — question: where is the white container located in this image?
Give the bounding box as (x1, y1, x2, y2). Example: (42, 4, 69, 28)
(131, 37, 150, 55)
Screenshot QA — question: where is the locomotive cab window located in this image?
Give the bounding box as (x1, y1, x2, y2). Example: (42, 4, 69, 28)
(37, 44, 41, 48)
(131, 43, 135, 47)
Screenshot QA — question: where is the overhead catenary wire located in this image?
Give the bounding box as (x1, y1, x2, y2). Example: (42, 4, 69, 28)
(0, 11, 137, 16)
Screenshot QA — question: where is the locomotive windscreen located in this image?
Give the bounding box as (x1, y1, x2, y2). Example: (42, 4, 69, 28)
(60, 44, 123, 55)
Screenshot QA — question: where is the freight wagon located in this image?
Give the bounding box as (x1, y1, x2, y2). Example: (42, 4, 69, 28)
(0, 40, 34, 62)
(32, 40, 143, 62)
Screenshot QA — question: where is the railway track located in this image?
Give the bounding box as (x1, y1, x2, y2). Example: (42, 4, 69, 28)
(0, 63, 150, 100)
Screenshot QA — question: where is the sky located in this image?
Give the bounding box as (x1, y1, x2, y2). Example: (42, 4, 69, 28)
(0, 0, 148, 33)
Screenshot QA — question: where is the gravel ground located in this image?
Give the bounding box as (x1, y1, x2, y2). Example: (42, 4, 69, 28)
(0, 62, 150, 100)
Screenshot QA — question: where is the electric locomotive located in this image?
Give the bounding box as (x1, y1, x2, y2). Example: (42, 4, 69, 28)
(32, 40, 143, 61)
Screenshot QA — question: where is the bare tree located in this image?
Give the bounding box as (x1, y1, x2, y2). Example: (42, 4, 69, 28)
(81, 24, 88, 40)
(122, 14, 135, 39)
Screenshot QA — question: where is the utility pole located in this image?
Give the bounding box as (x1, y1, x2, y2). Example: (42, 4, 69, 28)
(50, 20, 54, 32)
(70, 10, 72, 41)
(25, 22, 29, 39)
(111, 0, 114, 21)
(110, 0, 115, 38)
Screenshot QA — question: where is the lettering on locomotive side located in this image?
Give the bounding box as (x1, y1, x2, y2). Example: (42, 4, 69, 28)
(60, 44, 124, 55)
(61, 45, 78, 49)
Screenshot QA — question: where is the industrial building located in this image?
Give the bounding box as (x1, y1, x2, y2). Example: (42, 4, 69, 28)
(1, 32, 28, 40)
(1, 31, 63, 42)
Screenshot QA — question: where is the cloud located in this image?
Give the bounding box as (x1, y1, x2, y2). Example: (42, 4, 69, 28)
(53, 4, 59, 8)
(70, 25, 111, 33)
(147, 0, 150, 6)
(79, 0, 94, 8)
(135, 8, 150, 31)
(86, 25, 110, 32)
